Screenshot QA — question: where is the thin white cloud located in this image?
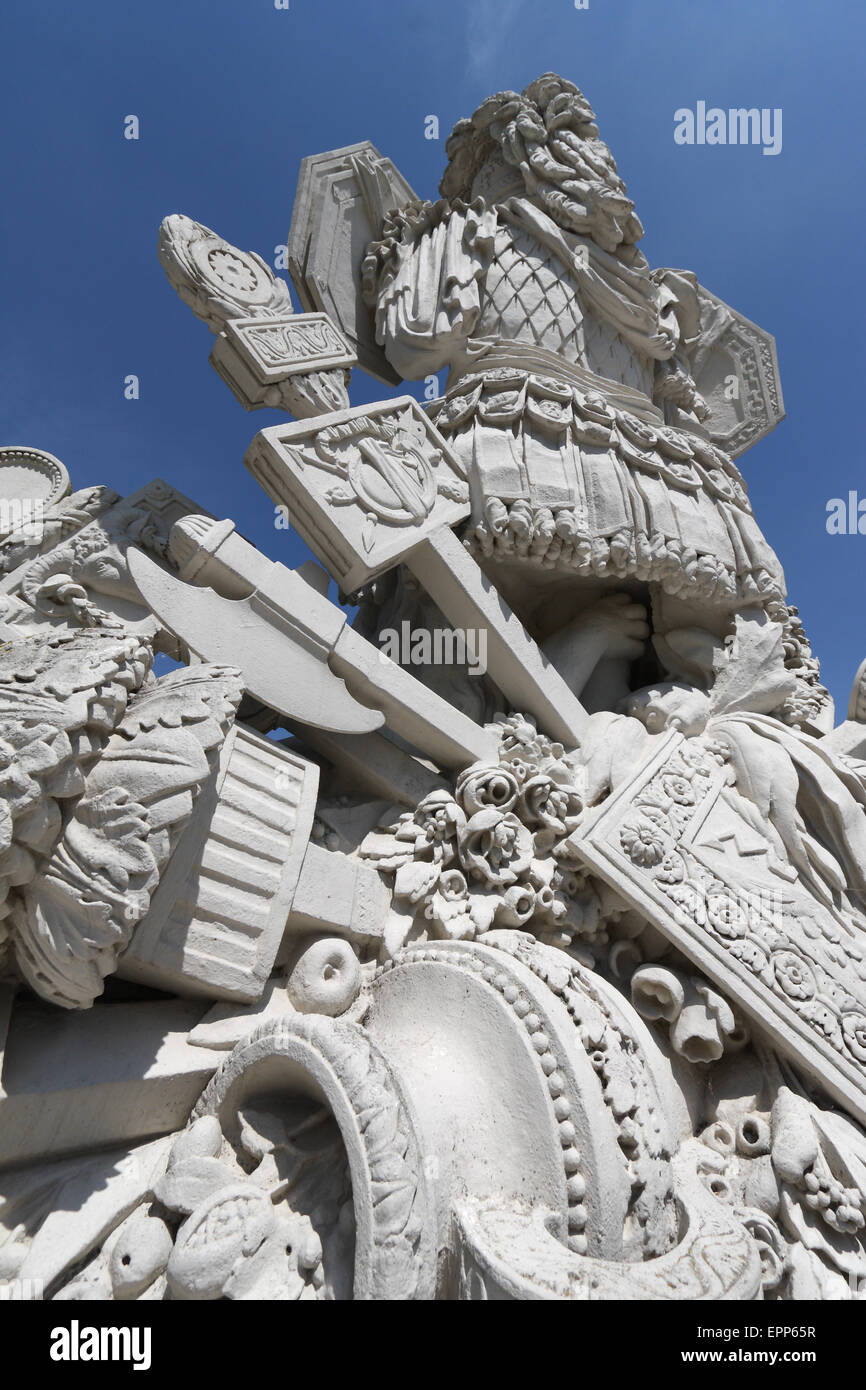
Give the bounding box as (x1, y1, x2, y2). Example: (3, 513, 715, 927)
(464, 0, 529, 82)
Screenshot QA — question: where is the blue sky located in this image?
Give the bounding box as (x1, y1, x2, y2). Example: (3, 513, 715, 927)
(2, 0, 865, 711)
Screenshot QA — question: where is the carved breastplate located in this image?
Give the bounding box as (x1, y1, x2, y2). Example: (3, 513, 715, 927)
(475, 225, 653, 396)
(477, 226, 585, 360)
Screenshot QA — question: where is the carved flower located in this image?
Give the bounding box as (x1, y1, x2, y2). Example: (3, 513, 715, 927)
(663, 880, 708, 922)
(517, 774, 581, 832)
(496, 714, 535, 753)
(772, 951, 817, 1002)
(458, 808, 533, 887)
(661, 773, 695, 807)
(800, 1000, 842, 1048)
(665, 753, 696, 782)
(503, 756, 532, 786)
(636, 803, 673, 832)
(619, 814, 669, 867)
(729, 937, 771, 979)
(437, 867, 469, 901)
(413, 790, 465, 860)
(495, 883, 537, 927)
(495, 713, 563, 769)
(705, 893, 748, 940)
(702, 738, 730, 766)
(675, 741, 714, 777)
(842, 1012, 866, 1062)
(425, 868, 475, 939)
(456, 762, 520, 815)
(656, 852, 685, 885)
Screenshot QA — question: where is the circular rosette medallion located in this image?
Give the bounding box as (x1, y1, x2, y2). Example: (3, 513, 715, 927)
(191, 236, 275, 309)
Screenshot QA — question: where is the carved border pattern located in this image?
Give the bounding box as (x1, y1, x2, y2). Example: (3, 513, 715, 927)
(194, 1014, 435, 1300)
(576, 732, 866, 1126)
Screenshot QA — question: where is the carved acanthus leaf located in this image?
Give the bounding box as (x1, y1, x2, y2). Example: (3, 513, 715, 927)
(709, 615, 797, 720)
(9, 661, 243, 1008)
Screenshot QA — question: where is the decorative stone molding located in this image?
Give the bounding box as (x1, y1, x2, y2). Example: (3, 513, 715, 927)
(192, 1015, 438, 1300)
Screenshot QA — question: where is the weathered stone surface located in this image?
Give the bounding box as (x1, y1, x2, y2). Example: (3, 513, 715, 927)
(691, 283, 786, 458)
(2, 70, 864, 1306)
(0, 1000, 217, 1167)
(287, 142, 418, 385)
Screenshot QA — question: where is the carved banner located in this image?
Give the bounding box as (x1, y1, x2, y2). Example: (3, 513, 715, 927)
(219, 312, 353, 380)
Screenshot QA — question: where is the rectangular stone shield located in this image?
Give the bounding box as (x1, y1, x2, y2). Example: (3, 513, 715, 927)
(574, 729, 866, 1126)
(244, 396, 470, 595)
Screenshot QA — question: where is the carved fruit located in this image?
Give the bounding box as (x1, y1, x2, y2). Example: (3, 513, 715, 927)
(109, 1214, 173, 1299)
(288, 937, 362, 1017)
(771, 1087, 819, 1185)
(168, 1114, 223, 1166)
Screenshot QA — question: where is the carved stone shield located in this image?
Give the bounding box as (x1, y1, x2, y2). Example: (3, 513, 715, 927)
(287, 142, 418, 385)
(691, 284, 785, 458)
(575, 730, 866, 1126)
(244, 397, 470, 594)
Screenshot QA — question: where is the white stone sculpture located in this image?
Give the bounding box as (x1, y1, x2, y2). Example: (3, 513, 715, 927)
(158, 214, 354, 417)
(2, 72, 866, 1304)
